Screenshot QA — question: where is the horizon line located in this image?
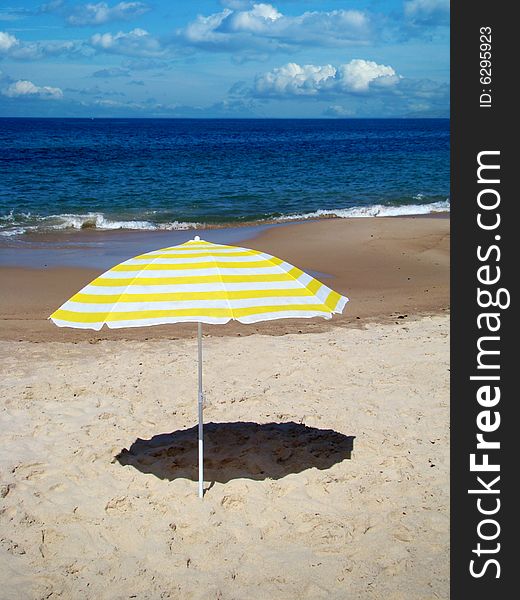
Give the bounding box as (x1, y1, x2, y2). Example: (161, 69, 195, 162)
(0, 116, 450, 120)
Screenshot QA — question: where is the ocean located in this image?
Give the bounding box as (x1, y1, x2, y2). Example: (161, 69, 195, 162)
(0, 118, 449, 238)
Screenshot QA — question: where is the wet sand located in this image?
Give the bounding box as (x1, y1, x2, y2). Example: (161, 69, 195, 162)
(0, 216, 449, 342)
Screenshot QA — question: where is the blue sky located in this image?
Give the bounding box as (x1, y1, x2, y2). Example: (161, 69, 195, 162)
(0, 1, 449, 117)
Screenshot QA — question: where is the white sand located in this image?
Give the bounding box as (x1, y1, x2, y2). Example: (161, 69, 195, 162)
(0, 316, 449, 599)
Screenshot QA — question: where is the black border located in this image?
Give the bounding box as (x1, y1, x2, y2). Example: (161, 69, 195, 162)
(451, 1, 513, 595)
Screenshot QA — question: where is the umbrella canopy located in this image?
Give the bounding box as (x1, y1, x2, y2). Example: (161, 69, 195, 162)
(49, 236, 349, 498)
(49, 237, 348, 329)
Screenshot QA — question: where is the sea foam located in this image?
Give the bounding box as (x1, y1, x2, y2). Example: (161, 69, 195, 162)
(276, 199, 450, 221)
(43, 213, 199, 231)
(0, 201, 450, 237)
(0, 212, 200, 236)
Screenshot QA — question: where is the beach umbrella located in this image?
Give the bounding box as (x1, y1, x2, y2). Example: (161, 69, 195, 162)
(50, 236, 349, 497)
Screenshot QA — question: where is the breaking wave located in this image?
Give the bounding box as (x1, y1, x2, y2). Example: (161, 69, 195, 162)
(0, 200, 450, 237)
(277, 200, 450, 221)
(0, 212, 200, 237)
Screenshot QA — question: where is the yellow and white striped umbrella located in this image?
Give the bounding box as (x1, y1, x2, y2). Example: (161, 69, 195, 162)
(50, 237, 348, 329)
(50, 236, 348, 498)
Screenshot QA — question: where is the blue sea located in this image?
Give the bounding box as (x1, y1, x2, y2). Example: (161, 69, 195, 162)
(0, 118, 449, 238)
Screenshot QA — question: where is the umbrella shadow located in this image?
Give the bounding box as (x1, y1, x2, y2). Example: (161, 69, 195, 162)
(115, 421, 355, 484)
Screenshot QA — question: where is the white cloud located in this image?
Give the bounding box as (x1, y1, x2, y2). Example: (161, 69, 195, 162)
(2, 79, 63, 99)
(0, 30, 84, 60)
(0, 31, 19, 52)
(337, 59, 398, 92)
(253, 59, 398, 98)
(90, 28, 162, 57)
(66, 2, 150, 26)
(221, 3, 282, 33)
(178, 3, 373, 52)
(255, 63, 336, 96)
(404, 0, 449, 26)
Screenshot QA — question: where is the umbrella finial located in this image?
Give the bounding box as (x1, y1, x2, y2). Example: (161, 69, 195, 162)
(194, 235, 201, 241)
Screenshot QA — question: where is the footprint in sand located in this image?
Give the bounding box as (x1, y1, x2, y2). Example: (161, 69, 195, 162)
(0, 537, 26, 555)
(393, 525, 413, 543)
(12, 463, 46, 481)
(105, 496, 133, 513)
(220, 494, 245, 510)
(0, 483, 13, 498)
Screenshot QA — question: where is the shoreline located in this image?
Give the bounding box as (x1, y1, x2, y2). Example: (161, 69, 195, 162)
(0, 210, 450, 249)
(0, 215, 450, 342)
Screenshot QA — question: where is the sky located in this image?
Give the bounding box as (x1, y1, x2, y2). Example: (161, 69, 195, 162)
(0, 0, 449, 118)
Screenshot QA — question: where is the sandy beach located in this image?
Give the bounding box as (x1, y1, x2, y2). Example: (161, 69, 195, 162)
(0, 216, 450, 599)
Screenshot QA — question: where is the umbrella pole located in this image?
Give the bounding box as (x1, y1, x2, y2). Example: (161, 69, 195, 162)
(197, 322, 204, 499)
